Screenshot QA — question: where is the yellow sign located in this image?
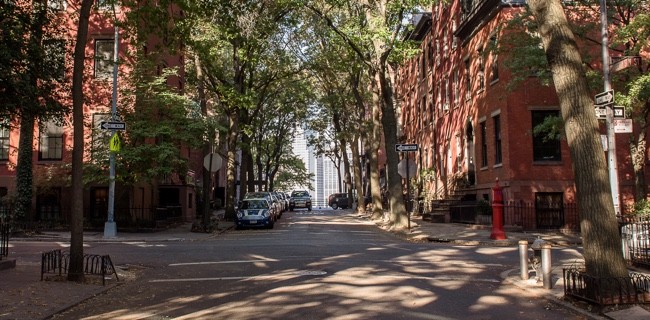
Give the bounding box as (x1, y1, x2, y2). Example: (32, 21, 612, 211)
(109, 133, 121, 153)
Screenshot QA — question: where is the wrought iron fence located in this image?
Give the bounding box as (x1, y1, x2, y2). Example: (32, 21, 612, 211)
(41, 249, 119, 285)
(0, 220, 9, 260)
(564, 267, 650, 305)
(619, 215, 650, 267)
(446, 200, 580, 232)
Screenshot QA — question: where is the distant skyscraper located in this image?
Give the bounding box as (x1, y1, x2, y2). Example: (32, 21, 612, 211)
(291, 126, 344, 208)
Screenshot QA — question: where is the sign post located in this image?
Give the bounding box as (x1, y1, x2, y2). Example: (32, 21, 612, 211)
(396, 144, 418, 230)
(104, 26, 120, 238)
(597, 0, 621, 215)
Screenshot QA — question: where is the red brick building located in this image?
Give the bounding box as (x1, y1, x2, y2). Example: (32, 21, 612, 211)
(395, 1, 642, 230)
(0, 1, 205, 228)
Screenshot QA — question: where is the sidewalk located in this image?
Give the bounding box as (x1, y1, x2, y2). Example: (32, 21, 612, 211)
(1, 211, 648, 320)
(358, 212, 650, 320)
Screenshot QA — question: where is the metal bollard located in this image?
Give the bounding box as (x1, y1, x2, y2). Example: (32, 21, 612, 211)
(518, 240, 529, 280)
(541, 243, 552, 289)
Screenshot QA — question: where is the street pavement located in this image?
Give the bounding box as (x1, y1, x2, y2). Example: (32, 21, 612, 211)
(1, 209, 648, 320)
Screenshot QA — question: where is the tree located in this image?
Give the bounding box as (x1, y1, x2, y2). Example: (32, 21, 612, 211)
(186, 0, 306, 219)
(527, 0, 629, 281)
(0, 1, 70, 222)
(501, 1, 650, 202)
(67, 0, 95, 282)
(307, 0, 431, 229)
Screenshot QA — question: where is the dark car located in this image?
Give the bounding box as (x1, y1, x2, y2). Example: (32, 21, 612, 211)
(328, 193, 350, 210)
(289, 190, 312, 211)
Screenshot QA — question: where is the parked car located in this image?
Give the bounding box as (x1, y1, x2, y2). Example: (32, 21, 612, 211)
(235, 198, 276, 229)
(244, 192, 282, 218)
(328, 193, 350, 210)
(272, 192, 286, 212)
(289, 190, 312, 211)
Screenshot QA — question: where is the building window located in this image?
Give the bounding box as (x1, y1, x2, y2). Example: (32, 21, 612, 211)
(435, 40, 440, 66)
(39, 121, 63, 161)
(535, 192, 565, 229)
(444, 77, 450, 111)
(452, 21, 458, 49)
(490, 34, 499, 82)
(420, 55, 426, 80)
(478, 48, 485, 91)
(480, 121, 487, 167)
(37, 188, 61, 221)
(532, 110, 562, 161)
(493, 115, 502, 165)
(44, 39, 66, 80)
(0, 122, 9, 161)
(428, 40, 434, 72)
(453, 70, 460, 105)
(464, 58, 471, 100)
(94, 39, 114, 79)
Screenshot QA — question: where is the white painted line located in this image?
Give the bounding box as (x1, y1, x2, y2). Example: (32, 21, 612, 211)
(169, 259, 278, 267)
(150, 270, 327, 283)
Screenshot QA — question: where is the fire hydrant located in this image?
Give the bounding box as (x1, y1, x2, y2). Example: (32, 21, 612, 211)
(530, 238, 546, 281)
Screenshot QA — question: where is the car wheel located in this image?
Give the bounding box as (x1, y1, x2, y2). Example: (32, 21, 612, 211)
(331, 203, 338, 210)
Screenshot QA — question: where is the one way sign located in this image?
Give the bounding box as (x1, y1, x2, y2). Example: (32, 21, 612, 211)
(100, 121, 126, 130)
(395, 143, 419, 152)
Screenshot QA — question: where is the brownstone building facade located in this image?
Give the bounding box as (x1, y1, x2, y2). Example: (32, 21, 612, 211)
(395, 1, 642, 230)
(0, 1, 204, 228)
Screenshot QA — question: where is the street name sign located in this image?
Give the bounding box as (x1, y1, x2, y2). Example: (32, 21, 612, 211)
(594, 106, 606, 119)
(595, 90, 614, 106)
(395, 143, 419, 152)
(100, 121, 126, 130)
(613, 106, 625, 118)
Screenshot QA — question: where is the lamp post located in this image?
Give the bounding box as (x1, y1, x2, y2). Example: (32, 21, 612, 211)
(599, 0, 620, 215)
(104, 25, 119, 238)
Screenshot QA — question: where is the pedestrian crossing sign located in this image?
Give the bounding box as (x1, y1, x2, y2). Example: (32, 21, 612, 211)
(109, 133, 121, 153)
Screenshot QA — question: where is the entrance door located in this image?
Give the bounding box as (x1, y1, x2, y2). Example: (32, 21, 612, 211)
(535, 192, 564, 229)
(90, 188, 108, 220)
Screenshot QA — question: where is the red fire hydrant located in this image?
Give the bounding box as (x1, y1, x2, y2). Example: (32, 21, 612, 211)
(490, 178, 507, 240)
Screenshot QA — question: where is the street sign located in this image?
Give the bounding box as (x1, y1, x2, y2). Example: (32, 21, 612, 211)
(395, 143, 419, 152)
(613, 106, 625, 118)
(109, 133, 121, 153)
(614, 119, 633, 133)
(100, 121, 126, 130)
(203, 153, 223, 172)
(595, 90, 614, 106)
(398, 158, 417, 179)
(594, 106, 607, 119)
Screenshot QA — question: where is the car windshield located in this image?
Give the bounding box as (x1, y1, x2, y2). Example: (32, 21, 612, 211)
(244, 192, 268, 199)
(241, 200, 268, 210)
(292, 191, 309, 197)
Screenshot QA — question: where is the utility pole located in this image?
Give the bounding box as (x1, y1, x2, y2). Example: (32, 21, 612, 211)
(599, 0, 620, 215)
(104, 25, 119, 238)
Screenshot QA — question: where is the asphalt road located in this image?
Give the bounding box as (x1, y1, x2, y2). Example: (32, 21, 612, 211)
(37, 209, 587, 320)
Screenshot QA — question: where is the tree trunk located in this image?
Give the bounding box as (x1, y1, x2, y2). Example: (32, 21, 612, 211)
(15, 114, 34, 221)
(528, 0, 628, 280)
(194, 53, 213, 229)
(68, 0, 93, 282)
(377, 65, 408, 229)
(351, 135, 365, 213)
(369, 78, 383, 219)
(225, 113, 239, 220)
